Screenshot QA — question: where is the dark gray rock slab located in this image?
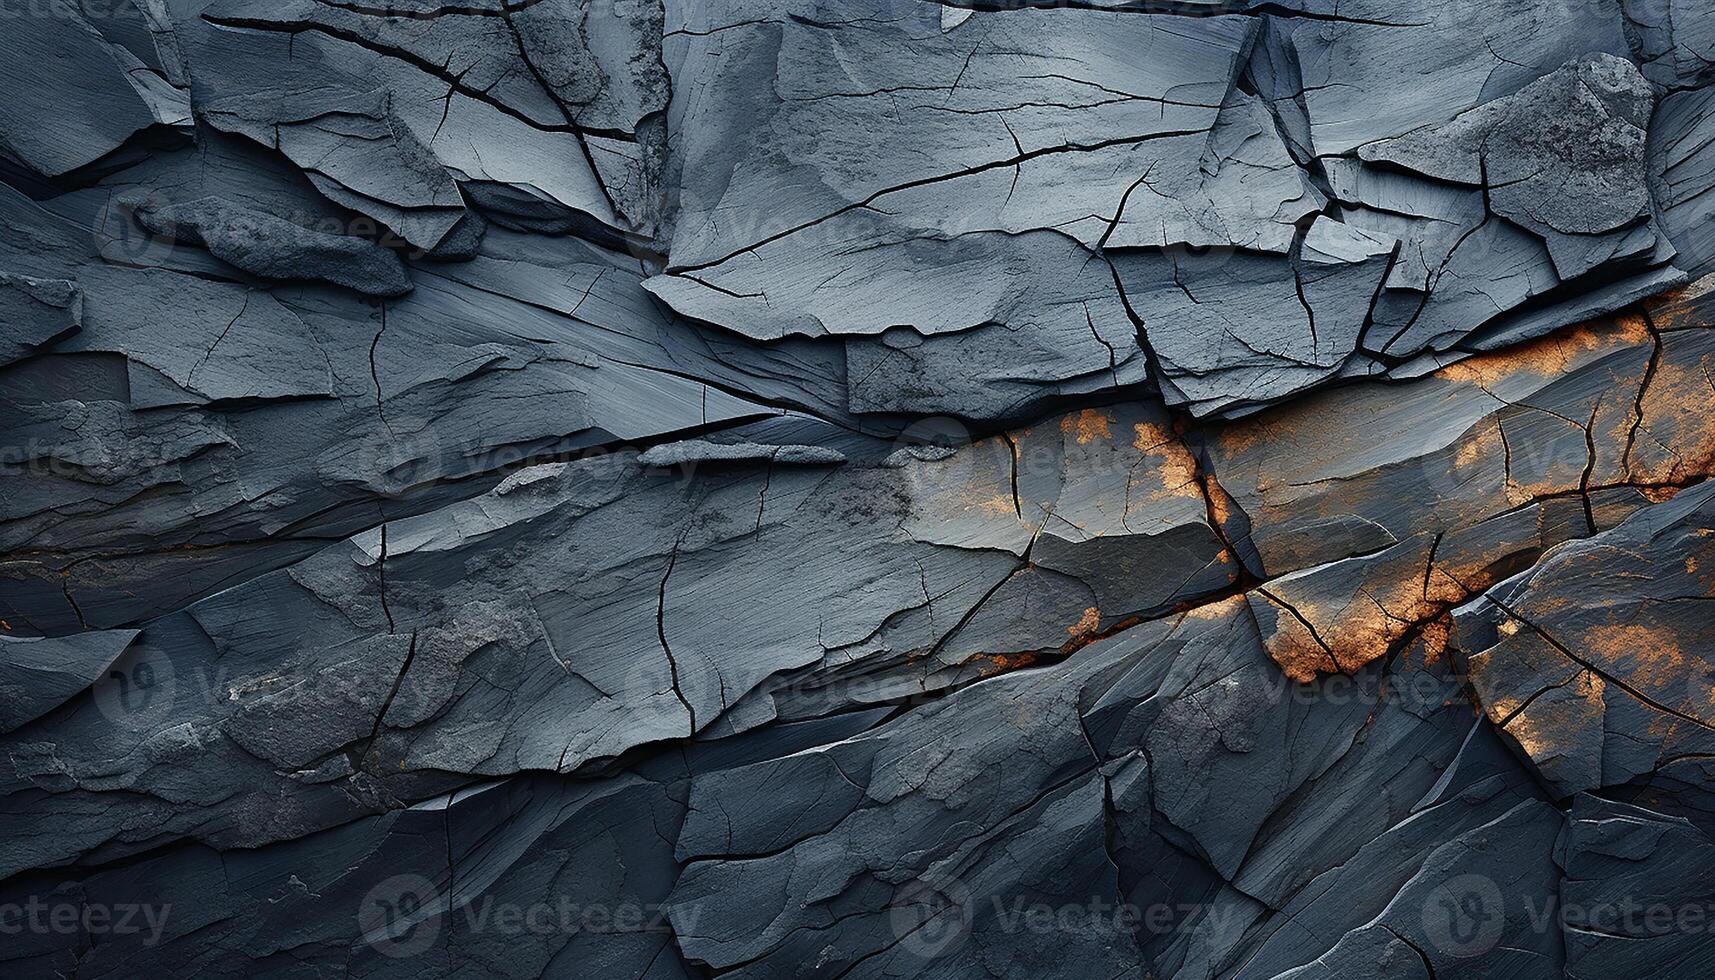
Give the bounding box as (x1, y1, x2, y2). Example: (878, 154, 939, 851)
(0, 629, 138, 733)
(1453, 478, 1715, 799)
(0, 274, 81, 366)
(134, 197, 414, 297)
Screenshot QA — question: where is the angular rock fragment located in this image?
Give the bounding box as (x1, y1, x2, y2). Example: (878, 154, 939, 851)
(636, 439, 846, 467)
(0, 629, 138, 733)
(0, 273, 80, 366)
(0, 1, 175, 178)
(1285, 0, 1632, 158)
(1106, 89, 1325, 253)
(1453, 479, 1715, 799)
(646, 0, 1256, 417)
(1651, 83, 1715, 278)
(202, 0, 669, 240)
(1362, 55, 1654, 244)
(200, 85, 468, 253)
(133, 197, 414, 297)
(1113, 240, 1395, 416)
(1623, 0, 1715, 90)
(1208, 303, 1715, 680)
(1558, 795, 1715, 980)
(0, 399, 1253, 877)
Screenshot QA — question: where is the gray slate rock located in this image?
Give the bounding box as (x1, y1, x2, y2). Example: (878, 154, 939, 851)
(2, 4, 1715, 979)
(135, 197, 414, 297)
(0, 273, 81, 366)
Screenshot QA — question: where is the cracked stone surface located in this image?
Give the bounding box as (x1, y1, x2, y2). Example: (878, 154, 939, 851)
(3, 0, 1715, 977)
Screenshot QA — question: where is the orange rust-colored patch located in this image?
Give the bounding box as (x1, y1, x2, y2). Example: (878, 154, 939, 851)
(1453, 431, 1486, 468)
(1627, 353, 1715, 484)
(1585, 623, 1687, 692)
(1265, 564, 1443, 679)
(1439, 316, 1646, 389)
(1156, 448, 1199, 496)
(1178, 594, 1245, 621)
(1061, 409, 1114, 445)
(973, 493, 1016, 517)
(1645, 276, 1715, 330)
(1316, 597, 1417, 675)
(965, 651, 1042, 677)
(1059, 614, 1143, 657)
(1067, 606, 1101, 639)
(1132, 419, 1173, 453)
(1506, 670, 1605, 760)
(1123, 420, 1206, 512)
(1415, 616, 1451, 666)
(1202, 473, 1235, 528)
(1254, 593, 1342, 683)
(1504, 709, 1550, 759)
(1213, 413, 1288, 457)
(1255, 536, 1491, 683)
(1270, 641, 1341, 685)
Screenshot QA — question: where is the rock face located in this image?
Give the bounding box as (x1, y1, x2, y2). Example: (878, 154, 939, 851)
(1, 1, 1713, 978)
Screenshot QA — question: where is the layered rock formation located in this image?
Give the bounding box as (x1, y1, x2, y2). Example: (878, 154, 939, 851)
(3, 0, 1715, 977)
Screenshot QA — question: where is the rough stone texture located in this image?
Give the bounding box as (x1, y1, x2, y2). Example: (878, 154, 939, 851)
(2, 1, 1715, 978)
(135, 196, 417, 297)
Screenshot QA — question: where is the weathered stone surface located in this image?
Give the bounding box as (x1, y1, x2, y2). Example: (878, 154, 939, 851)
(2, 1, 1713, 978)
(134, 197, 415, 297)
(1454, 478, 1715, 799)
(0, 0, 181, 178)
(0, 273, 81, 366)
(0, 629, 137, 733)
